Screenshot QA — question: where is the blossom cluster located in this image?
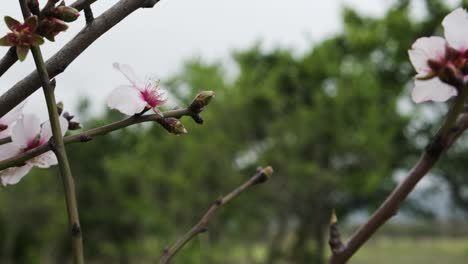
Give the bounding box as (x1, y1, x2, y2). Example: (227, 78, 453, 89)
(0, 2, 79, 61)
(409, 8, 468, 103)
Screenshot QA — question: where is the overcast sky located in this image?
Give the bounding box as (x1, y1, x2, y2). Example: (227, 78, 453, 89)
(0, 0, 458, 117)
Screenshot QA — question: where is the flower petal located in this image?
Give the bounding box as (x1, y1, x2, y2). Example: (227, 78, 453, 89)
(411, 78, 458, 103)
(442, 8, 468, 51)
(0, 101, 26, 126)
(0, 164, 33, 186)
(408, 37, 446, 74)
(39, 115, 68, 144)
(113, 63, 145, 89)
(11, 114, 41, 149)
(0, 143, 21, 160)
(30, 151, 57, 168)
(107, 85, 147, 115)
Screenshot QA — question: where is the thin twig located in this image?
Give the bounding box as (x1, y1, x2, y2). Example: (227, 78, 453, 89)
(328, 86, 468, 264)
(0, 107, 201, 171)
(0, 0, 100, 78)
(83, 0, 94, 24)
(19, 1, 84, 262)
(158, 166, 274, 264)
(0, 0, 161, 118)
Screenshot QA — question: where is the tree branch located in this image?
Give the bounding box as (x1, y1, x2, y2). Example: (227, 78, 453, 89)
(158, 166, 274, 264)
(0, 0, 99, 78)
(19, 0, 85, 260)
(328, 87, 468, 264)
(0, 0, 161, 118)
(0, 107, 204, 171)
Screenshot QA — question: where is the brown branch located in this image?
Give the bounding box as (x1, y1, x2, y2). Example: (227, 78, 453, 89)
(158, 166, 274, 264)
(0, 0, 161, 118)
(0, 0, 99, 78)
(328, 90, 468, 264)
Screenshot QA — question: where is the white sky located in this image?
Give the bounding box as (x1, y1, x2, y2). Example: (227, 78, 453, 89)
(0, 0, 457, 117)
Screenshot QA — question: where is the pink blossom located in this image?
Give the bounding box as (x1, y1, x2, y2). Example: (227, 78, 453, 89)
(0, 114, 68, 186)
(107, 63, 167, 115)
(408, 8, 468, 103)
(0, 102, 25, 139)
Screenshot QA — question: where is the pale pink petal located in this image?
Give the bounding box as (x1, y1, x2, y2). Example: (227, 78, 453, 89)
(113, 63, 145, 90)
(29, 151, 57, 168)
(0, 164, 33, 186)
(39, 116, 68, 144)
(442, 8, 468, 51)
(0, 143, 21, 160)
(11, 114, 41, 149)
(408, 37, 446, 74)
(411, 78, 458, 103)
(107, 85, 147, 115)
(0, 101, 26, 126)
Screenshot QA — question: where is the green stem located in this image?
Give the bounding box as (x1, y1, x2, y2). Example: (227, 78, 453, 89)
(31, 47, 85, 264)
(19, 0, 84, 262)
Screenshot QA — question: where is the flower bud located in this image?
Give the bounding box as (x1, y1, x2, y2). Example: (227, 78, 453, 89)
(189, 91, 215, 112)
(56, 102, 64, 115)
(38, 17, 68, 41)
(161, 118, 188, 135)
(55, 6, 80, 22)
(253, 166, 274, 185)
(68, 121, 81, 130)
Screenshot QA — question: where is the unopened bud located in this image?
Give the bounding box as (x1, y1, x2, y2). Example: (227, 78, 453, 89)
(161, 118, 188, 135)
(56, 102, 64, 115)
(189, 91, 215, 112)
(330, 209, 338, 225)
(55, 6, 80, 22)
(68, 121, 81, 130)
(253, 166, 274, 185)
(38, 17, 68, 41)
(63, 112, 74, 121)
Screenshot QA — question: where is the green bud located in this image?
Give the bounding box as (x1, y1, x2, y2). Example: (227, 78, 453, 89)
(56, 101, 64, 115)
(189, 90, 215, 112)
(55, 6, 80, 22)
(161, 118, 188, 135)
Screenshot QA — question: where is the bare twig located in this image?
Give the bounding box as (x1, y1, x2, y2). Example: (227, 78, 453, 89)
(0, 0, 161, 118)
(0, 0, 100, 78)
(158, 166, 274, 264)
(328, 86, 468, 264)
(19, 0, 85, 261)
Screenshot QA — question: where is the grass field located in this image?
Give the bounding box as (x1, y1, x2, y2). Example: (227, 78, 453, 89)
(349, 237, 468, 264)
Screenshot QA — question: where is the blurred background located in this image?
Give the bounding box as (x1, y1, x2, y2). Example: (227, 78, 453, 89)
(1, 0, 468, 263)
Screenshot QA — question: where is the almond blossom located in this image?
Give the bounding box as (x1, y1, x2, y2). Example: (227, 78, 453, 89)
(0, 114, 68, 186)
(107, 63, 167, 115)
(0, 102, 25, 139)
(408, 8, 468, 103)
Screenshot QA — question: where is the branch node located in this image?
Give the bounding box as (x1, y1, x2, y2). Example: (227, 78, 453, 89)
(71, 222, 82, 237)
(84, 5, 94, 24)
(78, 134, 92, 142)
